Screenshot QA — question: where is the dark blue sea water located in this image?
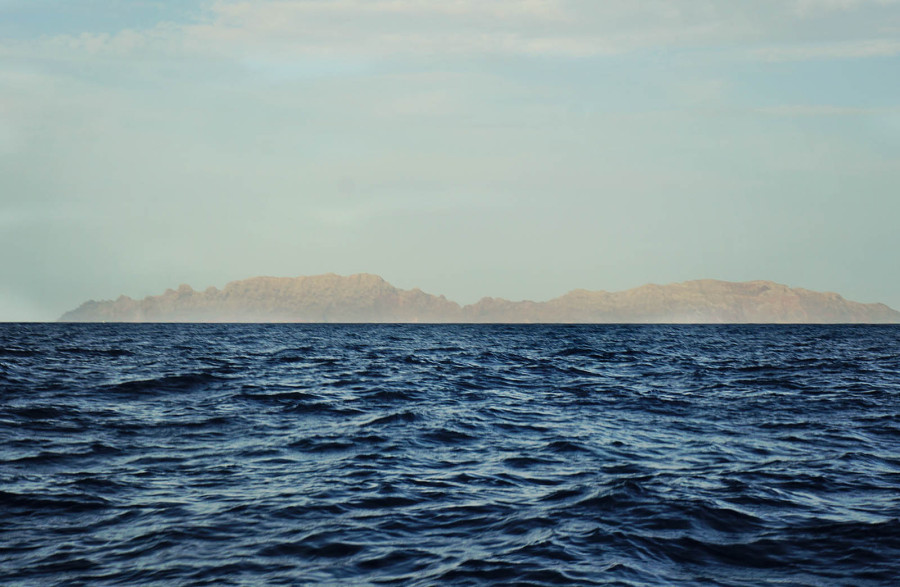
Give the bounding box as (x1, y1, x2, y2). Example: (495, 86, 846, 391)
(1, 324, 899, 585)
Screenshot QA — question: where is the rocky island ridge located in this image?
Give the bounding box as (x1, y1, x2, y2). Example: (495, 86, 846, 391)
(59, 273, 900, 323)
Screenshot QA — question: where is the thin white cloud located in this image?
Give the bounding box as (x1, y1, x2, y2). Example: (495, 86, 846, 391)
(792, 0, 900, 15)
(5, 0, 899, 62)
(187, 0, 900, 60)
(756, 104, 900, 115)
(754, 38, 900, 61)
(209, 0, 568, 20)
(184, 0, 613, 58)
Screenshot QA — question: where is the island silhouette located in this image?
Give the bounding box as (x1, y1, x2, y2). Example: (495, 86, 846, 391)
(59, 273, 900, 323)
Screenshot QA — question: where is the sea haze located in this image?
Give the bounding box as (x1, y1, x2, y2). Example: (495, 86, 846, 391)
(2, 324, 900, 585)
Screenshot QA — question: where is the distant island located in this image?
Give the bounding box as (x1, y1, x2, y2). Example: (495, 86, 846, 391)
(58, 273, 900, 323)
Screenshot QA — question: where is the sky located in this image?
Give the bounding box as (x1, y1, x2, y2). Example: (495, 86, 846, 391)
(2, 0, 900, 320)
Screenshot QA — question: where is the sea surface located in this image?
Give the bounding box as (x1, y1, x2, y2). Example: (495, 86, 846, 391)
(1, 324, 899, 586)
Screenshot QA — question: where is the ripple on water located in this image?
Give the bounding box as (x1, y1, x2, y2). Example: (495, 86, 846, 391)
(1, 323, 899, 585)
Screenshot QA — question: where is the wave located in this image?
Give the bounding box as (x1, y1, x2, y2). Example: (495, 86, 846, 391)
(2, 323, 899, 585)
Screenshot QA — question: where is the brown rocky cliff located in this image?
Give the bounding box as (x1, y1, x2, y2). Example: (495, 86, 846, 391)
(536, 280, 899, 323)
(60, 273, 462, 322)
(60, 275, 900, 323)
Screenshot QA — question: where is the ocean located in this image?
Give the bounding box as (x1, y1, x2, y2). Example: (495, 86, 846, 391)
(1, 323, 899, 585)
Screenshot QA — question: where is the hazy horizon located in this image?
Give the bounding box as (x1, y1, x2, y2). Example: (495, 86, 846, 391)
(3, 1, 900, 320)
(54, 272, 900, 316)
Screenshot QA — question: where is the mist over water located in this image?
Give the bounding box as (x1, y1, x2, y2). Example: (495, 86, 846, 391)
(2, 324, 899, 585)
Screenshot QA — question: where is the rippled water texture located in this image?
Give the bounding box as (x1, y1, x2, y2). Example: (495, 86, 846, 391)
(2, 324, 899, 585)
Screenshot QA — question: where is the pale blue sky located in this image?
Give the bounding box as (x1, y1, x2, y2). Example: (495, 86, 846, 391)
(2, 0, 899, 320)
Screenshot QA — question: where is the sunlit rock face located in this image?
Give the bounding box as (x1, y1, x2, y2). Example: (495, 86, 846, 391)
(60, 275, 900, 323)
(539, 280, 900, 323)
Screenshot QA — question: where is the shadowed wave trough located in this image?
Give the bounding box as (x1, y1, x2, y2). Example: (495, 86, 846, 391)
(2, 323, 899, 585)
